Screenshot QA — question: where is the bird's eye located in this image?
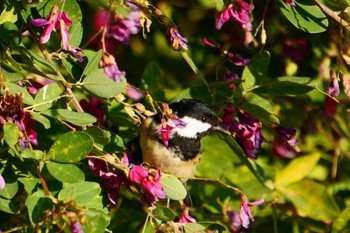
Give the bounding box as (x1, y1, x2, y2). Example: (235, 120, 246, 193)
(201, 117, 207, 122)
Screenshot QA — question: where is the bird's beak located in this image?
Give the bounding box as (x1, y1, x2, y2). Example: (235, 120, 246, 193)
(212, 125, 231, 135)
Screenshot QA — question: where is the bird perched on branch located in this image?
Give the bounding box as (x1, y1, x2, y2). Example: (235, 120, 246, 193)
(140, 99, 230, 182)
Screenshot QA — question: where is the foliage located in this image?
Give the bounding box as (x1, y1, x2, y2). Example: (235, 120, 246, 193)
(0, 0, 349, 232)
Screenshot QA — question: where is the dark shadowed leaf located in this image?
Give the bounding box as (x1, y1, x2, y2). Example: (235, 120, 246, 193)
(152, 206, 175, 222)
(253, 81, 314, 96)
(47, 131, 93, 163)
(242, 50, 270, 90)
(0, 197, 19, 214)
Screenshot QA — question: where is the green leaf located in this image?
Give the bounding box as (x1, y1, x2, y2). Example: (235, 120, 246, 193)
(141, 62, 165, 100)
(280, 0, 328, 33)
(30, 112, 51, 129)
(46, 161, 85, 183)
(253, 81, 314, 96)
(0, 4, 17, 24)
(33, 83, 62, 111)
(3, 122, 19, 148)
(332, 205, 350, 232)
(18, 177, 40, 194)
(42, 108, 96, 126)
(181, 52, 210, 91)
(160, 174, 187, 200)
(82, 213, 109, 233)
(3, 82, 34, 105)
(222, 134, 275, 190)
(275, 153, 321, 187)
(0, 178, 18, 199)
(86, 126, 111, 146)
(25, 191, 47, 223)
(152, 206, 175, 222)
(68, 23, 83, 47)
(83, 69, 126, 98)
(80, 50, 103, 79)
(182, 223, 207, 232)
(22, 49, 61, 74)
(0, 197, 19, 214)
(37, 0, 82, 25)
(244, 92, 275, 113)
(278, 180, 340, 221)
(48, 131, 93, 163)
(58, 181, 101, 204)
(32, 197, 55, 223)
(242, 50, 270, 90)
(241, 102, 280, 125)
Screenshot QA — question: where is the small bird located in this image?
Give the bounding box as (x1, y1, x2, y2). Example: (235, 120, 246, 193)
(140, 99, 229, 182)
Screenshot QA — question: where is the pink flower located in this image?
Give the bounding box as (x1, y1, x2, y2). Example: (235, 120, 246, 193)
(31, 5, 72, 50)
(240, 195, 264, 229)
(0, 174, 5, 190)
(99, 53, 126, 82)
(284, 0, 296, 7)
(129, 166, 166, 204)
(226, 205, 242, 232)
(224, 68, 239, 90)
(167, 26, 188, 51)
(216, 1, 254, 46)
(178, 208, 196, 223)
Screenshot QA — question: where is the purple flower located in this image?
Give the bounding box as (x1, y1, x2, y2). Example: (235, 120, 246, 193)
(88, 158, 130, 205)
(228, 111, 264, 159)
(240, 195, 264, 229)
(70, 219, 84, 233)
(284, 0, 296, 7)
(94, 9, 141, 50)
(227, 53, 250, 66)
(99, 53, 126, 82)
(125, 86, 144, 101)
(224, 68, 240, 90)
(272, 142, 296, 159)
(129, 166, 166, 204)
(202, 37, 220, 48)
(167, 26, 188, 51)
(31, 5, 72, 50)
(328, 69, 340, 97)
(178, 208, 196, 223)
(226, 205, 242, 232)
(216, 1, 254, 46)
(68, 46, 84, 62)
(0, 174, 5, 190)
(80, 96, 106, 126)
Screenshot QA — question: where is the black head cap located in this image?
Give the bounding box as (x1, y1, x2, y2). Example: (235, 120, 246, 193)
(169, 99, 220, 127)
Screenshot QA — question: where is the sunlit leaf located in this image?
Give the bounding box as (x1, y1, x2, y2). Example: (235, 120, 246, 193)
(160, 174, 187, 200)
(332, 205, 350, 232)
(47, 131, 93, 163)
(241, 102, 280, 125)
(280, 0, 328, 33)
(58, 182, 101, 204)
(83, 69, 126, 98)
(82, 213, 109, 233)
(275, 153, 321, 187)
(80, 50, 103, 79)
(42, 108, 97, 126)
(3, 122, 19, 148)
(33, 83, 62, 111)
(278, 180, 340, 221)
(3, 82, 34, 105)
(30, 112, 51, 129)
(46, 161, 85, 183)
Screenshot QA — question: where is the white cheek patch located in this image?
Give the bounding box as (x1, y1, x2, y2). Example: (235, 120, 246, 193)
(172, 116, 211, 138)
